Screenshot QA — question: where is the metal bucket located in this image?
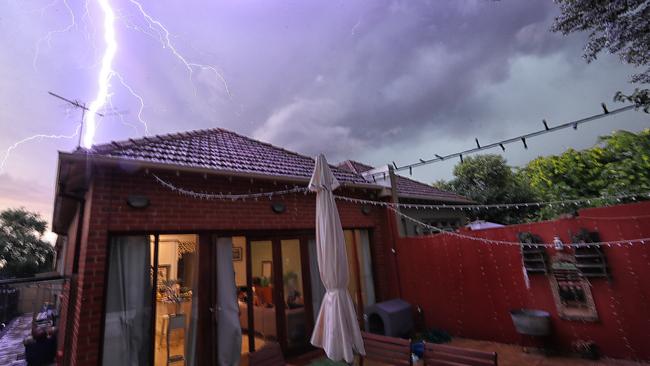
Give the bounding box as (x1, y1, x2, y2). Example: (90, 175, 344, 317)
(510, 309, 551, 336)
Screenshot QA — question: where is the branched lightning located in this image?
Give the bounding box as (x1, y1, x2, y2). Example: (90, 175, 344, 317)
(0, 125, 81, 173)
(126, 0, 231, 97)
(114, 73, 149, 135)
(33, 0, 76, 70)
(3, 0, 230, 170)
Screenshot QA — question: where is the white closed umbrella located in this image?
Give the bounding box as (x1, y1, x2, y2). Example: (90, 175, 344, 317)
(309, 154, 365, 363)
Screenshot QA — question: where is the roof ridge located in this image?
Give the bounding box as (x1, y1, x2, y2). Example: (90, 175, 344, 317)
(91, 127, 224, 152)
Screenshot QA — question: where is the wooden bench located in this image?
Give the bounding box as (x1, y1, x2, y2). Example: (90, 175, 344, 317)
(422, 342, 497, 366)
(249, 342, 295, 366)
(361, 331, 412, 366)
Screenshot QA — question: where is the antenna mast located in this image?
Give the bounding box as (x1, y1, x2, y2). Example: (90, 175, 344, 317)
(48, 91, 104, 148)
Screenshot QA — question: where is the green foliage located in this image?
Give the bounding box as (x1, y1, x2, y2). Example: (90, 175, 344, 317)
(551, 0, 650, 111)
(435, 129, 650, 222)
(434, 155, 539, 224)
(520, 129, 650, 219)
(0, 208, 54, 278)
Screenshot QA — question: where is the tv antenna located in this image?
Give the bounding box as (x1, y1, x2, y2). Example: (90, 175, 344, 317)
(48, 91, 104, 148)
(48, 91, 128, 148)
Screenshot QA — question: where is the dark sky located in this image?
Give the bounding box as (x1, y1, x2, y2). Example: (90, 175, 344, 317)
(0, 0, 648, 239)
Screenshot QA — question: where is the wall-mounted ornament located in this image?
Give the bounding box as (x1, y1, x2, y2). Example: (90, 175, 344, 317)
(549, 252, 598, 321)
(361, 205, 371, 215)
(126, 195, 150, 209)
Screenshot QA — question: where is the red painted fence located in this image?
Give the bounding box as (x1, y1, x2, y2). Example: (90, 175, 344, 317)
(394, 202, 650, 360)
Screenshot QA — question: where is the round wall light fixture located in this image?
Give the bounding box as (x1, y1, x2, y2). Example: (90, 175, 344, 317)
(127, 195, 150, 209)
(271, 202, 286, 214)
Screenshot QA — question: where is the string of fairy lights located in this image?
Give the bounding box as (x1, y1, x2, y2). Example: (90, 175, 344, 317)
(151, 173, 650, 248)
(153, 172, 649, 210)
(387, 206, 650, 248)
(151, 173, 309, 200)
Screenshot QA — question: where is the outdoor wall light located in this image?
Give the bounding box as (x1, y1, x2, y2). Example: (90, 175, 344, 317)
(271, 202, 286, 214)
(361, 205, 371, 215)
(127, 195, 150, 209)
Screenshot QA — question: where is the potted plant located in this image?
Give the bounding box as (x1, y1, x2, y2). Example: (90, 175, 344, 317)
(161, 279, 183, 314)
(572, 340, 599, 360)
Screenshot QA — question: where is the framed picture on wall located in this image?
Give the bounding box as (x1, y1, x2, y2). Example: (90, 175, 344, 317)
(157, 264, 170, 288)
(232, 247, 242, 261)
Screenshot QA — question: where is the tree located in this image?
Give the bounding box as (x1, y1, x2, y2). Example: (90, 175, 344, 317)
(433, 155, 538, 224)
(0, 208, 54, 278)
(520, 129, 650, 219)
(551, 0, 650, 112)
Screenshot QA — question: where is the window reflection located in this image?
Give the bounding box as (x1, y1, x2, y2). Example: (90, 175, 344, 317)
(153, 235, 199, 366)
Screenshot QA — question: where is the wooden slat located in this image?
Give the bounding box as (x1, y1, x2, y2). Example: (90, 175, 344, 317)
(425, 343, 496, 360)
(423, 352, 494, 366)
(361, 332, 411, 366)
(423, 342, 497, 366)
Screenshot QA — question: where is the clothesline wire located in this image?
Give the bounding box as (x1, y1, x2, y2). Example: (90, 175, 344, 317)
(368, 103, 636, 178)
(387, 206, 650, 248)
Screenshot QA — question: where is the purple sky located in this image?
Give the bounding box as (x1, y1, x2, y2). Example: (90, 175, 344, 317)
(0, 0, 648, 238)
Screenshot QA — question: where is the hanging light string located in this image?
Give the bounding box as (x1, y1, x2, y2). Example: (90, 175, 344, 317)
(333, 191, 650, 211)
(152, 173, 650, 246)
(153, 172, 649, 211)
(152, 173, 309, 200)
(387, 206, 650, 248)
(368, 103, 636, 178)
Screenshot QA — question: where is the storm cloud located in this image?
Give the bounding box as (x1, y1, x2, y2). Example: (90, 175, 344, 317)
(0, 0, 647, 227)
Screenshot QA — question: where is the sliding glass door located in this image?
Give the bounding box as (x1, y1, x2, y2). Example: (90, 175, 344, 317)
(102, 234, 200, 366)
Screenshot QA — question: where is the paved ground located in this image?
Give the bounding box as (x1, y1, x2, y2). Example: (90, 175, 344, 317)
(289, 338, 650, 366)
(0, 314, 30, 366)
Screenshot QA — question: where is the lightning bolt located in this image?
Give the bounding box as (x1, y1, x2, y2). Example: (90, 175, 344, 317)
(33, 0, 76, 70)
(0, 125, 81, 173)
(82, 0, 117, 149)
(3, 0, 230, 170)
(125, 0, 231, 97)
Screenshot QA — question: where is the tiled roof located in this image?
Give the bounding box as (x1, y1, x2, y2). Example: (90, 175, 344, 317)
(85, 128, 368, 185)
(338, 160, 471, 203)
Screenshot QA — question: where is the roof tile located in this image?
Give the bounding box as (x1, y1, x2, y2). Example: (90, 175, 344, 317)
(86, 128, 367, 184)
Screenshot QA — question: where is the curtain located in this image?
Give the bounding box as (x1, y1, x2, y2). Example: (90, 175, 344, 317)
(185, 252, 199, 366)
(308, 238, 326, 321)
(102, 236, 152, 366)
(216, 237, 242, 366)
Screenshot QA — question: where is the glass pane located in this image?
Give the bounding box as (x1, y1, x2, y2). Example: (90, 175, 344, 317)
(231, 236, 252, 355)
(308, 239, 325, 321)
(355, 230, 376, 307)
(154, 234, 198, 366)
(344, 230, 362, 312)
(102, 235, 152, 366)
(250, 240, 275, 348)
(281, 239, 308, 350)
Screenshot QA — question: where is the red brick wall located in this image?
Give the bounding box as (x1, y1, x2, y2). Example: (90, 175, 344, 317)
(59, 166, 397, 365)
(395, 202, 650, 361)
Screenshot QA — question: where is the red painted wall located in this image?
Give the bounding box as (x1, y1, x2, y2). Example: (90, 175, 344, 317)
(58, 166, 397, 366)
(395, 202, 650, 361)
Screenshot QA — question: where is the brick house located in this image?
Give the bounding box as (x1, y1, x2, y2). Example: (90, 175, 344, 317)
(51, 128, 467, 365)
